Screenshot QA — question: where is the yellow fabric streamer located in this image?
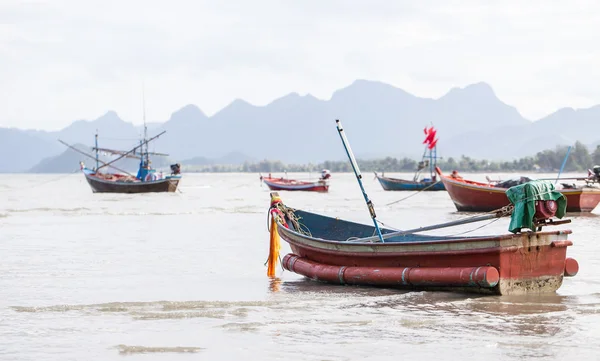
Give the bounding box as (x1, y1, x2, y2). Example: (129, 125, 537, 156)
(267, 215, 281, 278)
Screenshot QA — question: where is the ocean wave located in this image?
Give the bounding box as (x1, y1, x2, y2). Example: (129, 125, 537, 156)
(116, 345, 203, 354)
(5, 207, 92, 213)
(10, 299, 277, 321)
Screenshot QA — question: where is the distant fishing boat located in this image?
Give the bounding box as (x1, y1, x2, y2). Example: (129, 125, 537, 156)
(374, 126, 445, 191)
(261, 170, 331, 192)
(436, 167, 600, 212)
(59, 96, 182, 193)
(60, 128, 182, 194)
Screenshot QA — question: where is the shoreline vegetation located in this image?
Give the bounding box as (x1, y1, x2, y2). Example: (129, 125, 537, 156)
(181, 142, 600, 174)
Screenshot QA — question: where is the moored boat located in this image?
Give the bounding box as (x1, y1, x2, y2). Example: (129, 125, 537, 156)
(261, 170, 331, 192)
(80, 162, 181, 193)
(60, 124, 182, 194)
(264, 119, 579, 296)
(374, 126, 445, 191)
(374, 173, 445, 191)
(266, 191, 578, 295)
(436, 167, 600, 212)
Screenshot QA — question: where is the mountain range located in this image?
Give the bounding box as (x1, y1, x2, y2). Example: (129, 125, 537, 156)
(1, 79, 599, 173)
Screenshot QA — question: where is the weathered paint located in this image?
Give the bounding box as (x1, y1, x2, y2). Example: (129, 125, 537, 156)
(283, 254, 499, 288)
(275, 207, 578, 295)
(437, 169, 600, 212)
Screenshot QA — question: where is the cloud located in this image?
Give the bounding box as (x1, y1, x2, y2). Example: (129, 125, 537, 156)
(1, 0, 600, 129)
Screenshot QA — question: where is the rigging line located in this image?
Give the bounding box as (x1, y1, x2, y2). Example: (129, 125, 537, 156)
(444, 217, 503, 236)
(377, 187, 564, 235)
(0, 168, 81, 193)
(96, 137, 142, 141)
(385, 180, 442, 206)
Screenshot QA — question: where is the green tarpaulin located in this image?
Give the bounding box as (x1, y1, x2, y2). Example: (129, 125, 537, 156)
(506, 180, 567, 233)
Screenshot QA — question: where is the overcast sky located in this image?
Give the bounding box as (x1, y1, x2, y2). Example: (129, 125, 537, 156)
(1, 0, 599, 130)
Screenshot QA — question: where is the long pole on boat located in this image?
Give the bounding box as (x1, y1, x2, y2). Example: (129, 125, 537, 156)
(94, 129, 99, 171)
(96, 130, 166, 171)
(58, 140, 136, 177)
(142, 82, 149, 167)
(335, 119, 385, 243)
(349, 206, 525, 243)
(555, 145, 573, 184)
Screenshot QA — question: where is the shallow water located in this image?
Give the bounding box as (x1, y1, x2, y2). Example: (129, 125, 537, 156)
(1, 172, 599, 360)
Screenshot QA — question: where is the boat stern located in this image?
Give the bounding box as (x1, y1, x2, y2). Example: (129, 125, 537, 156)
(495, 230, 578, 295)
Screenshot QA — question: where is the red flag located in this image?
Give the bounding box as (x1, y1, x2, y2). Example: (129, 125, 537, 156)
(428, 138, 438, 150)
(423, 127, 436, 145)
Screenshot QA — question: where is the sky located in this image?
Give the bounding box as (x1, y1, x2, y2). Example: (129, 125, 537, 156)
(1, 0, 599, 130)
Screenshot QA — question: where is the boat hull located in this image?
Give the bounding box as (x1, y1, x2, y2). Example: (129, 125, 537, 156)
(275, 209, 577, 295)
(84, 173, 180, 193)
(438, 173, 600, 212)
(263, 178, 328, 192)
(376, 175, 445, 191)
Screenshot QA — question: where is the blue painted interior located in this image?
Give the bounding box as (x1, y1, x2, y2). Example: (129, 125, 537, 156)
(286, 209, 475, 243)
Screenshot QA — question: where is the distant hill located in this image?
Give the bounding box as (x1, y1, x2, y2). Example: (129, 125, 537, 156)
(27, 145, 250, 174)
(28, 144, 175, 174)
(0, 128, 63, 173)
(3, 79, 600, 173)
(28, 144, 91, 174)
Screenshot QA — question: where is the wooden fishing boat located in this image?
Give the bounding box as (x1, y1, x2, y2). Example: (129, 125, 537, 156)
(80, 164, 180, 193)
(374, 173, 445, 191)
(261, 170, 331, 192)
(436, 167, 600, 212)
(264, 119, 580, 296)
(374, 126, 445, 191)
(266, 192, 578, 295)
(60, 122, 182, 194)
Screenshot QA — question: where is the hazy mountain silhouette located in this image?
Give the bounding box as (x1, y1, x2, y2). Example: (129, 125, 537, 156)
(3, 79, 600, 173)
(0, 128, 63, 172)
(28, 144, 174, 174)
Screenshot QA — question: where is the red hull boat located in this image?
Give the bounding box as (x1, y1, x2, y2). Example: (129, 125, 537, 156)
(261, 170, 331, 192)
(266, 192, 578, 295)
(436, 167, 600, 212)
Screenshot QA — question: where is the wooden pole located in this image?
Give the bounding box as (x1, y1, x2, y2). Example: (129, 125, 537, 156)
(555, 145, 573, 184)
(58, 140, 135, 176)
(96, 130, 166, 171)
(336, 119, 385, 243)
(347, 206, 513, 243)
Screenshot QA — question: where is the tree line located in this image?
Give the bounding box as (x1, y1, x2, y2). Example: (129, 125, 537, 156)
(183, 141, 600, 173)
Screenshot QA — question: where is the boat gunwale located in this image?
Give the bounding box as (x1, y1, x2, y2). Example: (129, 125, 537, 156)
(376, 175, 437, 185)
(263, 177, 327, 187)
(439, 171, 600, 195)
(84, 171, 180, 186)
(275, 211, 572, 249)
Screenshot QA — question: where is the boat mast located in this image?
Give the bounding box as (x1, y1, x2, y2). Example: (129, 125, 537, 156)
(94, 129, 99, 171)
(335, 119, 385, 243)
(142, 84, 149, 167)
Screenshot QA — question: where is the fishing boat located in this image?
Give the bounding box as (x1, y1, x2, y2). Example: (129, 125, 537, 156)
(266, 191, 578, 296)
(261, 170, 331, 192)
(60, 124, 182, 194)
(436, 167, 600, 212)
(264, 119, 579, 296)
(374, 126, 445, 191)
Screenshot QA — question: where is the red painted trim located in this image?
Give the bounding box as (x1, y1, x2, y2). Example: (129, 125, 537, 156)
(551, 240, 574, 248)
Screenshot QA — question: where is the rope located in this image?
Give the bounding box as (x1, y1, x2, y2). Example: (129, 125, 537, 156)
(385, 180, 442, 206)
(443, 217, 503, 236)
(98, 137, 143, 141)
(372, 187, 563, 240)
(0, 168, 81, 193)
